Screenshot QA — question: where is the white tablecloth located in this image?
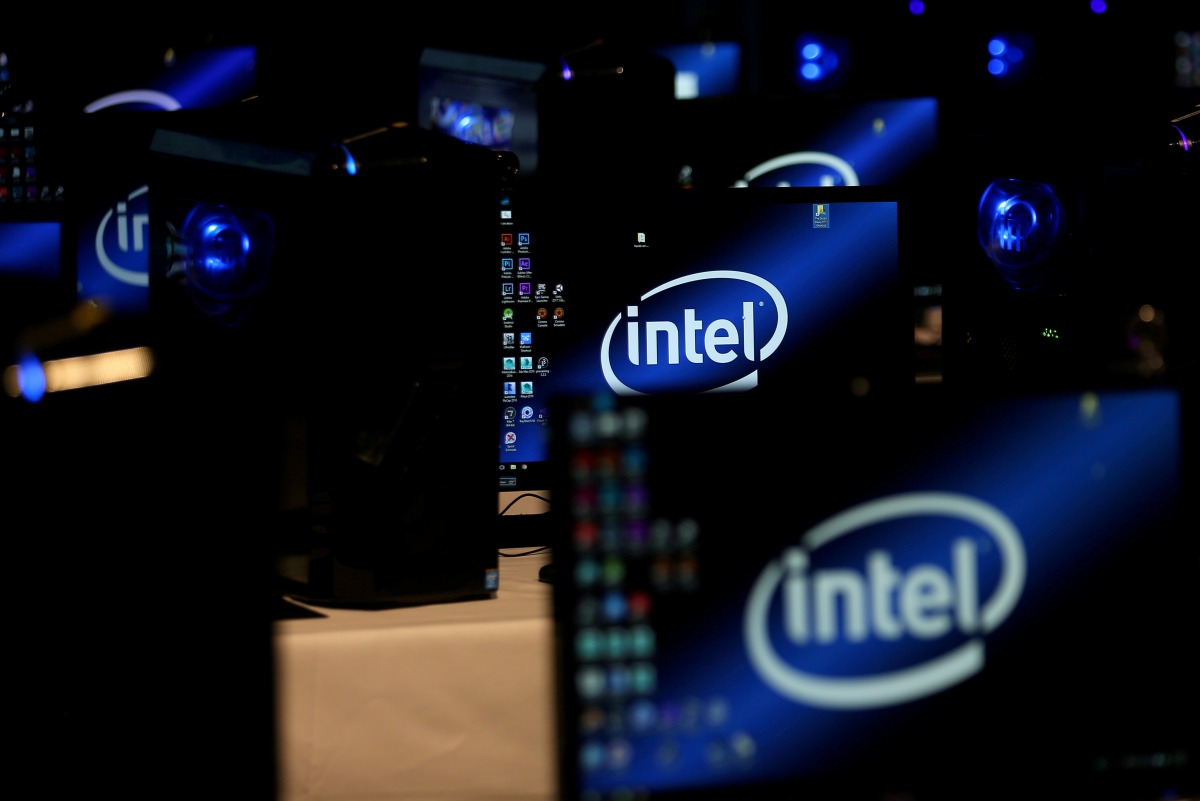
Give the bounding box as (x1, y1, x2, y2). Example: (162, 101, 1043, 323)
(275, 548, 557, 801)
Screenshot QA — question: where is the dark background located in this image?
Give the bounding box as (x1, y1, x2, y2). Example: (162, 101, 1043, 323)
(3, 4, 1196, 799)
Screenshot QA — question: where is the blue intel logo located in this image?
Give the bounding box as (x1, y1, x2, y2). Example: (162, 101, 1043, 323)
(94, 185, 151, 289)
(600, 270, 788, 395)
(744, 492, 1026, 709)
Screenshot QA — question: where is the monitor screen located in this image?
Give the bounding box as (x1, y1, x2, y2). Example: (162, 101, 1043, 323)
(667, 94, 939, 191)
(651, 42, 742, 100)
(0, 219, 60, 281)
(497, 185, 910, 522)
(550, 382, 1197, 801)
(0, 218, 71, 348)
(417, 47, 545, 182)
(1, 40, 72, 333)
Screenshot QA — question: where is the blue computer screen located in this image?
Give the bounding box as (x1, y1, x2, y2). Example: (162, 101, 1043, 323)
(498, 186, 907, 493)
(551, 383, 1196, 801)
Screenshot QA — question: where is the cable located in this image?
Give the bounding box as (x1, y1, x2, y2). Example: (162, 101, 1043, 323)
(499, 491, 550, 515)
(498, 545, 551, 558)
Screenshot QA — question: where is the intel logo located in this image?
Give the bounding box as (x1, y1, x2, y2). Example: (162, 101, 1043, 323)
(84, 90, 182, 113)
(744, 492, 1026, 709)
(732, 150, 861, 188)
(600, 270, 788, 395)
(94, 185, 151, 288)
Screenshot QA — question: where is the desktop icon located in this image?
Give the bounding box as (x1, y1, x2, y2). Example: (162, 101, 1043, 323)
(521, 406, 534, 420)
(505, 431, 517, 445)
(521, 381, 534, 394)
(503, 307, 514, 320)
(502, 258, 514, 270)
(502, 332, 515, 346)
(520, 332, 532, 345)
(504, 382, 517, 395)
(503, 356, 516, 370)
(519, 258, 531, 270)
(521, 356, 534, 369)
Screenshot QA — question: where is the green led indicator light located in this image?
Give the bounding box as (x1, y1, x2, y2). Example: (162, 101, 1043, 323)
(1042, 328, 1060, 340)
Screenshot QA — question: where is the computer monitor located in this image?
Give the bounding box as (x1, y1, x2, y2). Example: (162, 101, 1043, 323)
(0, 218, 62, 281)
(496, 185, 911, 545)
(2, 40, 72, 339)
(146, 111, 506, 607)
(651, 41, 742, 100)
(0, 217, 72, 361)
(665, 94, 939, 191)
(549, 381, 1197, 801)
(416, 47, 545, 183)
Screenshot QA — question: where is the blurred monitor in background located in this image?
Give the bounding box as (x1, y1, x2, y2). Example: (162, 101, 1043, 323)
(417, 47, 545, 185)
(652, 41, 742, 99)
(665, 94, 938, 191)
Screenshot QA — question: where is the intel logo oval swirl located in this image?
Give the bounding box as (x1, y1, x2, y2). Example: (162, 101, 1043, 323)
(600, 271, 788, 395)
(744, 492, 1026, 709)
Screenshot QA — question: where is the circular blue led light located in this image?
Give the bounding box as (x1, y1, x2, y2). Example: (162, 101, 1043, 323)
(986, 32, 1035, 81)
(179, 203, 274, 324)
(977, 178, 1065, 291)
(199, 219, 251, 273)
(795, 35, 845, 88)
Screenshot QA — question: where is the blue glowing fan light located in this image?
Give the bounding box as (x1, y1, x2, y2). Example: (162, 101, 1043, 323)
(986, 34, 1033, 80)
(178, 203, 275, 324)
(198, 219, 251, 274)
(977, 178, 1065, 291)
(795, 34, 848, 89)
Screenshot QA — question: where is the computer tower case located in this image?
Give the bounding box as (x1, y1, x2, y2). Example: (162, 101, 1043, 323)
(145, 106, 507, 607)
